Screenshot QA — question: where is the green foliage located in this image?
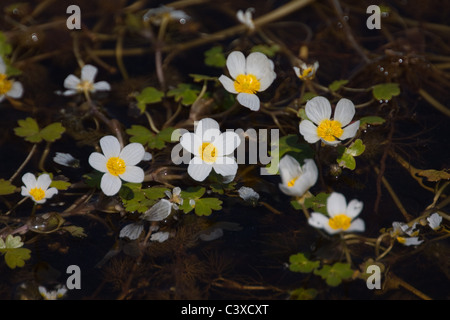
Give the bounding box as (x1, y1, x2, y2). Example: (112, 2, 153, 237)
(328, 80, 349, 92)
(62, 225, 87, 238)
(179, 186, 223, 216)
(313, 262, 354, 287)
(167, 83, 200, 106)
(50, 180, 71, 191)
(204, 46, 226, 68)
(251, 44, 280, 57)
(127, 125, 175, 150)
(120, 183, 169, 214)
(303, 192, 329, 215)
(289, 253, 320, 273)
(300, 92, 318, 104)
(14, 118, 65, 143)
(0, 235, 31, 269)
(372, 83, 400, 101)
(0, 179, 16, 195)
(289, 287, 318, 300)
(336, 139, 365, 170)
(359, 116, 386, 129)
(189, 74, 217, 82)
(135, 87, 164, 113)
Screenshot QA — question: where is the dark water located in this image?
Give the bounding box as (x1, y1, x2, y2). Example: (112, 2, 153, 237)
(0, 0, 449, 301)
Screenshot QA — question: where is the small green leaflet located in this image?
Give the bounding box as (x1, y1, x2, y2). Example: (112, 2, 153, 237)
(14, 118, 65, 143)
(179, 187, 223, 216)
(167, 83, 200, 106)
(372, 83, 400, 101)
(135, 87, 164, 113)
(0, 179, 16, 195)
(289, 253, 320, 273)
(328, 80, 349, 92)
(303, 192, 330, 215)
(0, 235, 31, 269)
(336, 139, 365, 170)
(313, 262, 354, 287)
(204, 46, 226, 68)
(126, 125, 175, 150)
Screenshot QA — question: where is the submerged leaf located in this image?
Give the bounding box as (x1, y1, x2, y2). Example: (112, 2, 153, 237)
(372, 83, 400, 101)
(289, 253, 320, 273)
(135, 87, 164, 113)
(204, 46, 226, 68)
(0, 179, 17, 195)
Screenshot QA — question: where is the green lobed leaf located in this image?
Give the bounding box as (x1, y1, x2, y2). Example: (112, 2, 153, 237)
(303, 192, 330, 215)
(337, 152, 356, 170)
(2, 248, 31, 269)
(179, 187, 206, 214)
(313, 262, 354, 287)
(50, 180, 71, 191)
(0, 179, 17, 195)
(204, 46, 226, 68)
(14, 117, 41, 143)
(300, 92, 318, 104)
(194, 197, 222, 216)
(372, 83, 400, 101)
(39, 122, 66, 142)
(289, 287, 318, 300)
(189, 74, 217, 82)
(346, 139, 365, 157)
(62, 226, 87, 238)
(167, 83, 200, 106)
(135, 87, 165, 113)
(127, 125, 174, 150)
(328, 80, 349, 92)
(289, 253, 320, 273)
(359, 116, 386, 128)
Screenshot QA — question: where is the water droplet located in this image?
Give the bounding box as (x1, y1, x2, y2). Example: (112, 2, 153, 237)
(179, 18, 186, 24)
(27, 212, 64, 234)
(343, 15, 349, 21)
(384, 71, 389, 76)
(31, 33, 39, 42)
(398, 58, 403, 64)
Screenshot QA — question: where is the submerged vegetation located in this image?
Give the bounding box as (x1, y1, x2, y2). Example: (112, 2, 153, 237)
(0, 0, 449, 300)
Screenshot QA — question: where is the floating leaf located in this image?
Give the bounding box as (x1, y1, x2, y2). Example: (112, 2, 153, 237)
(179, 186, 206, 213)
(189, 74, 217, 82)
(135, 87, 164, 113)
(251, 44, 280, 57)
(346, 139, 365, 157)
(313, 262, 354, 287)
(127, 125, 175, 150)
(289, 253, 320, 273)
(14, 117, 40, 143)
(204, 46, 226, 68)
(300, 92, 318, 104)
(0, 179, 16, 195)
(328, 80, 349, 92)
(194, 197, 222, 216)
(359, 116, 386, 128)
(167, 83, 200, 106)
(289, 287, 318, 300)
(417, 169, 450, 182)
(2, 248, 31, 269)
(50, 180, 71, 190)
(337, 152, 356, 170)
(39, 122, 66, 142)
(303, 192, 330, 215)
(336, 139, 365, 170)
(372, 83, 400, 101)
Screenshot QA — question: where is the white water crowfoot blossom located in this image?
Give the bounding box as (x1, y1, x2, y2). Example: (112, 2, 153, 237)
(308, 192, 365, 235)
(61, 64, 111, 97)
(278, 155, 318, 197)
(219, 51, 276, 111)
(88, 135, 145, 196)
(0, 57, 23, 103)
(293, 61, 319, 81)
(21, 173, 58, 204)
(390, 221, 423, 246)
(299, 96, 360, 146)
(236, 8, 255, 30)
(180, 118, 241, 182)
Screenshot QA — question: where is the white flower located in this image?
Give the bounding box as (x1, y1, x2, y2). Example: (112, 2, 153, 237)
(179, 118, 241, 182)
(21, 173, 58, 204)
(39, 285, 67, 300)
(308, 192, 365, 234)
(427, 212, 442, 230)
(237, 8, 255, 30)
(299, 96, 360, 146)
(0, 57, 23, 102)
(278, 155, 318, 197)
(88, 135, 145, 196)
(238, 186, 260, 203)
(62, 64, 111, 96)
(150, 231, 170, 243)
(390, 221, 423, 246)
(219, 51, 276, 111)
(53, 152, 80, 168)
(293, 61, 319, 81)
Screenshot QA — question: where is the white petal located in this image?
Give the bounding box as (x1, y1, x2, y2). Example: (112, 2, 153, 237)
(308, 212, 329, 229)
(187, 160, 212, 181)
(340, 121, 360, 140)
(62, 89, 77, 96)
(100, 173, 122, 196)
(7, 81, 23, 98)
(22, 172, 37, 189)
(218, 75, 237, 94)
(246, 52, 271, 79)
(321, 138, 341, 146)
(180, 132, 202, 156)
(279, 183, 296, 197)
(302, 159, 319, 187)
(100, 135, 121, 158)
(36, 174, 52, 190)
(334, 98, 355, 127)
(299, 120, 320, 143)
(88, 152, 107, 172)
(305, 96, 331, 125)
(226, 51, 246, 79)
(143, 199, 172, 221)
(0, 58, 6, 73)
(213, 157, 238, 177)
(195, 118, 221, 141)
(346, 199, 363, 219)
(45, 187, 59, 199)
(81, 64, 98, 82)
(258, 70, 276, 92)
(293, 66, 301, 78)
(237, 92, 260, 111)
(21, 186, 30, 197)
(279, 155, 302, 186)
(120, 143, 145, 166)
(119, 223, 144, 240)
(327, 192, 347, 217)
(119, 166, 144, 183)
(63, 74, 80, 90)
(347, 218, 365, 233)
(214, 132, 241, 157)
(93, 81, 111, 92)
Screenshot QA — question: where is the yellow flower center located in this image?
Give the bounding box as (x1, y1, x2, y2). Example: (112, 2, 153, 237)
(233, 74, 260, 94)
(288, 177, 299, 187)
(76, 80, 94, 93)
(106, 157, 126, 176)
(328, 214, 352, 230)
(299, 67, 313, 80)
(29, 187, 46, 202)
(199, 142, 218, 163)
(0, 74, 13, 95)
(317, 119, 343, 142)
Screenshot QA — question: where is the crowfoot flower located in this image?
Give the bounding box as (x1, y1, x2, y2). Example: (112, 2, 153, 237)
(180, 118, 241, 182)
(62, 64, 111, 96)
(293, 61, 319, 81)
(0, 57, 23, 102)
(278, 155, 318, 197)
(299, 96, 360, 146)
(21, 173, 58, 204)
(236, 8, 255, 30)
(219, 51, 276, 111)
(308, 192, 365, 234)
(391, 221, 423, 246)
(88, 135, 145, 196)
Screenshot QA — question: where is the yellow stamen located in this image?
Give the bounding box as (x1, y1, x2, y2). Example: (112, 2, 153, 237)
(199, 142, 218, 163)
(29, 187, 46, 202)
(76, 80, 94, 93)
(328, 214, 352, 230)
(234, 74, 260, 94)
(106, 157, 126, 176)
(397, 236, 406, 244)
(288, 177, 298, 187)
(299, 67, 313, 80)
(317, 119, 343, 142)
(0, 74, 13, 95)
